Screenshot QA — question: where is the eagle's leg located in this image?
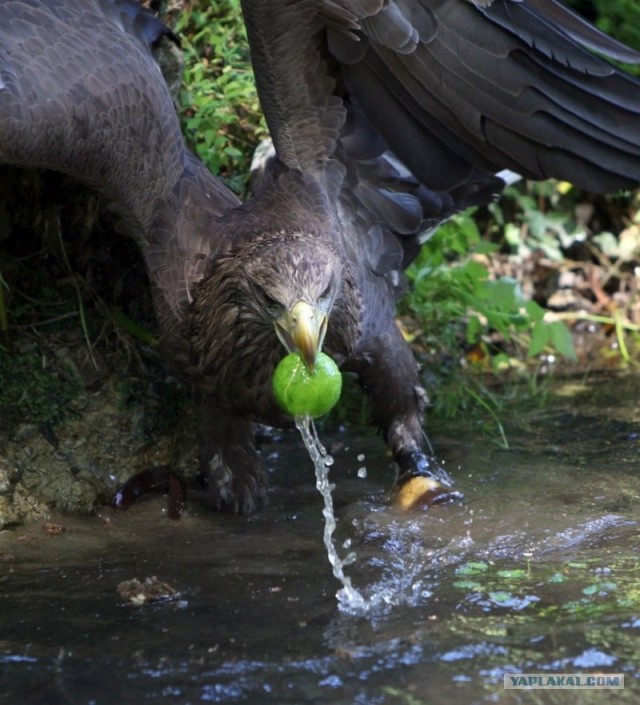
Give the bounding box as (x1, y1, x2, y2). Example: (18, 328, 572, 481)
(355, 327, 461, 501)
(194, 388, 268, 514)
(357, 332, 431, 470)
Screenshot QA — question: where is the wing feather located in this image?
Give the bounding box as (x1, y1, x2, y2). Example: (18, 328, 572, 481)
(243, 0, 640, 288)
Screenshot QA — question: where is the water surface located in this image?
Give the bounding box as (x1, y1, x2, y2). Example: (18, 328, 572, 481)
(1, 377, 639, 704)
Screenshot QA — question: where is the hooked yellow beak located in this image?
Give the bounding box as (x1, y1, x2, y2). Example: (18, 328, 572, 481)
(275, 300, 328, 373)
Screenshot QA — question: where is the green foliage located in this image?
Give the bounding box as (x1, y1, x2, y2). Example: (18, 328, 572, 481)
(452, 557, 640, 620)
(0, 349, 81, 428)
(401, 183, 594, 434)
(492, 182, 588, 261)
(405, 205, 577, 367)
(174, 0, 265, 193)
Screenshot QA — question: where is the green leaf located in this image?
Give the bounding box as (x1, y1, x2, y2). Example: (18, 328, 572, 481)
(455, 561, 490, 576)
(466, 315, 484, 344)
(496, 569, 527, 579)
(477, 278, 520, 308)
(549, 320, 577, 360)
(583, 581, 618, 596)
(528, 320, 551, 357)
(548, 573, 568, 584)
(524, 299, 546, 322)
(461, 259, 490, 286)
(453, 580, 483, 590)
(473, 240, 499, 255)
(488, 591, 513, 603)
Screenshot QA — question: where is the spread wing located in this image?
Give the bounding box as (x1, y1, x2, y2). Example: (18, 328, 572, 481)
(0, 0, 238, 256)
(0, 0, 178, 198)
(241, 0, 640, 278)
(0, 0, 240, 351)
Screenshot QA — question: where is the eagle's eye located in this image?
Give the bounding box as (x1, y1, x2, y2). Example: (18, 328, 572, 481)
(254, 283, 280, 309)
(319, 280, 333, 301)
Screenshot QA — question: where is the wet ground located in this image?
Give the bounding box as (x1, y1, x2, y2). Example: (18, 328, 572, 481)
(1, 376, 639, 705)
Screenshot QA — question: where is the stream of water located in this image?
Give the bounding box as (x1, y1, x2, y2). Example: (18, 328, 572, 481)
(295, 417, 366, 611)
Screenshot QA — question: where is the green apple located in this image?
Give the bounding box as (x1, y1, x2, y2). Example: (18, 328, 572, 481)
(272, 352, 342, 418)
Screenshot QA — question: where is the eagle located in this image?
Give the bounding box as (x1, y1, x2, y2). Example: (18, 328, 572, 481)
(0, 0, 639, 512)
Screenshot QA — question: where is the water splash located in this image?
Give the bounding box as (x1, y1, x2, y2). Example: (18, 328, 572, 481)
(295, 417, 367, 611)
(294, 418, 447, 615)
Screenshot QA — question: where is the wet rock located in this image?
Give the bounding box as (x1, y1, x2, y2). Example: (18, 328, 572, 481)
(117, 576, 178, 605)
(0, 348, 199, 528)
